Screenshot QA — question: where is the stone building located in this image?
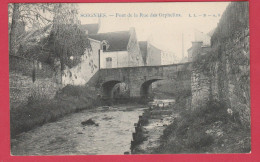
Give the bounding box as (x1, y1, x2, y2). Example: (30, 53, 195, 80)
(88, 27, 144, 69)
(187, 41, 211, 62)
(140, 41, 176, 66)
(194, 29, 211, 46)
(188, 29, 214, 62)
(62, 27, 145, 87)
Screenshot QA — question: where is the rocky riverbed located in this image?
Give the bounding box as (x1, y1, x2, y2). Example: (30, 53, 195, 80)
(131, 104, 179, 154)
(11, 105, 146, 155)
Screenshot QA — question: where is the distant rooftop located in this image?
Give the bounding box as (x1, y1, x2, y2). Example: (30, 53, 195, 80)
(79, 23, 99, 35)
(88, 31, 131, 52)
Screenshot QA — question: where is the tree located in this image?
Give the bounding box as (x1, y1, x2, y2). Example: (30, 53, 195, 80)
(9, 4, 20, 56)
(9, 3, 89, 70)
(51, 3, 84, 70)
(9, 3, 54, 55)
(8, 3, 83, 57)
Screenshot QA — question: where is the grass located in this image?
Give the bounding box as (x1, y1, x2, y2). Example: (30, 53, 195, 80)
(10, 85, 100, 138)
(154, 98, 251, 154)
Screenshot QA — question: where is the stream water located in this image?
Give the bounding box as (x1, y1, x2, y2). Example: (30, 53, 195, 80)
(11, 105, 146, 155)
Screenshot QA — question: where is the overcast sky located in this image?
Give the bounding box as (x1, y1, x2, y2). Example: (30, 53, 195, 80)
(77, 2, 230, 60)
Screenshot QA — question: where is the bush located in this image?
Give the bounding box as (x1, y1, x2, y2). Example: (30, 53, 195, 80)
(154, 99, 248, 154)
(10, 85, 99, 138)
(186, 127, 214, 151)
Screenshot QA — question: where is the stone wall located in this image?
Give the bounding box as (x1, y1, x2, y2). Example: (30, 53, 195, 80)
(62, 40, 100, 85)
(212, 2, 250, 126)
(10, 55, 55, 79)
(9, 55, 61, 109)
(191, 2, 250, 126)
(191, 66, 211, 110)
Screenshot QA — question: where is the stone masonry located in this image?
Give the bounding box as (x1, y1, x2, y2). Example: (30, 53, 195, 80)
(9, 55, 61, 109)
(191, 2, 250, 126)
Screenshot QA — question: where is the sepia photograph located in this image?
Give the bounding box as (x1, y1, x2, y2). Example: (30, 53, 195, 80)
(8, 1, 250, 155)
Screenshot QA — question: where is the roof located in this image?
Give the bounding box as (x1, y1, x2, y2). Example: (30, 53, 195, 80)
(149, 43, 162, 53)
(88, 31, 131, 52)
(139, 41, 148, 64)
(79, 23, 99, 35)
(139, 41, 148, 54)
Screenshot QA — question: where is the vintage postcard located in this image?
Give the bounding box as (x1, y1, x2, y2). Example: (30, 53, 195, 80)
(8, 2, 250, 155)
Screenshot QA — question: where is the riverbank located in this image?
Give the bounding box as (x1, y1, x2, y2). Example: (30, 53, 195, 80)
(154, 98, 251, 154)
(10, 85, 101, 138)
(131, 106, 178, 154)
(10, 85, 146, 138)
(131, 97, 251, 154)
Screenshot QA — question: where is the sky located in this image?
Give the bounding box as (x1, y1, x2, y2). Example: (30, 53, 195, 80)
(77, 2, 230, 60)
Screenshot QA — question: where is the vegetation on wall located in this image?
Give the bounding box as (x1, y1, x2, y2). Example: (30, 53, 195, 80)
(47, 25, 90, 69)
(154, 2, 250, 154)
(211, 2, 249, 44)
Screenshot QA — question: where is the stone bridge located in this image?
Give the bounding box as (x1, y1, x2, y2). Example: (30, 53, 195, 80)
(88, 62, 192, 99)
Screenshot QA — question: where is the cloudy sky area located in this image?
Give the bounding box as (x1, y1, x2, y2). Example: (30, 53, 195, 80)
(78, 2, 230, 60)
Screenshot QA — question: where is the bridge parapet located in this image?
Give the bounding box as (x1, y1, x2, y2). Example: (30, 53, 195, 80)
(89, 62, 192, 99)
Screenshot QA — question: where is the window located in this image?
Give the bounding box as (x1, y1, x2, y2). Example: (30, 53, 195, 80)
(106, 57, 112, 61)
(106, 57, 112, 68)
(101, 40, 109, 51)
(103, 45, 107, 51)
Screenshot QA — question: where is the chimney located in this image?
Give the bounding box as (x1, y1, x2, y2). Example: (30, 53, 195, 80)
(191, 41, 203, 61)
(98, 17, 101, 32)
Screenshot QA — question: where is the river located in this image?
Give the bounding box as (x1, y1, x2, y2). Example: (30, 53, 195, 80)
(11, 105, 146, 155)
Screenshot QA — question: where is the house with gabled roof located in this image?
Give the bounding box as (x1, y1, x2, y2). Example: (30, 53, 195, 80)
(88, 27, 144, 69)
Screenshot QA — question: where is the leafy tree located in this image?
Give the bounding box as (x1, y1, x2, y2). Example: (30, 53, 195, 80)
(9, 3, 89, 69)
(51, 4, 90, 70)
(9, 3, 54, 55)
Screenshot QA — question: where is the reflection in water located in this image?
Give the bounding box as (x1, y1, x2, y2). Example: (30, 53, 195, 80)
(11, 106, 145, 155)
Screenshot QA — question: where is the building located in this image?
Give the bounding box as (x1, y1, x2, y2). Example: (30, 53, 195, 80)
(188, 41, 211, 62)
(142, 42, 176, 66)
(88, 27, 144, 69)
(146, 42, 161, 66)
(194, 29, 211, 46)
(188, 29, 214, 62)
(187, 47, 193, 62)
(138, 41, 148, 66)
(161, 50, 177, 65)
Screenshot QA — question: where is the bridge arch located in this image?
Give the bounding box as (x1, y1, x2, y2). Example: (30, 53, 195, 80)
(96, 62, 192, 99)
(101, 80, 130, 99)
(102, 80, 122, 99)
(140, 79, 163, 98)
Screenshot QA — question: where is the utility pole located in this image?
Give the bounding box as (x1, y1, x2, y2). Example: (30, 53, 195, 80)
(182, 32, 184, 61)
